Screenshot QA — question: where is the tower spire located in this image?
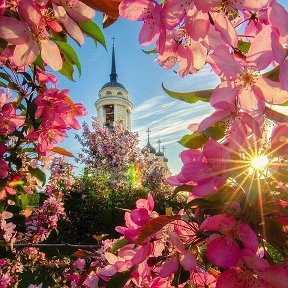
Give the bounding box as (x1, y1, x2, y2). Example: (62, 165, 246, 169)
(110, 37, 118, 82)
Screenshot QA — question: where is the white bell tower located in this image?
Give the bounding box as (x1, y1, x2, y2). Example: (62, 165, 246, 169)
(95, 39, 132, 130)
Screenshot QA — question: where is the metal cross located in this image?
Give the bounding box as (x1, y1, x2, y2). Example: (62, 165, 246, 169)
(162, 145, 166, 154)
(112, 37, 116, 46)
(146, 127, 151, 141)
(157, 139, 161, 151)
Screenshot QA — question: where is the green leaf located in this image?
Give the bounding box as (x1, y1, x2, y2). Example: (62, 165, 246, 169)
(55, 41, 81, 75)
(19, 193, 29, 209)
(173, 185, 193, 196)
(0, 38, 7, 53)
(28, 166, 46, 186)
(106, 271, 130, 288)
(237, 40, 251, 54)
(59, 59, 74, 81)
(178, 132, 207, 149)
(264, 66, 279, 82)
(162, 83, 212, 104)
(136, 215, 181, 245)
(79, 20, 106, 48)
(51, 31, 67, 42)
(111, 238, 129, 253)
(203, 126, 225, 140)
(34, 55, 44, 70)
(0, 80, 7, 88)
(142, 48, 157, 55)
(264, 106, 288, 123)
(0, 72, 10, 82)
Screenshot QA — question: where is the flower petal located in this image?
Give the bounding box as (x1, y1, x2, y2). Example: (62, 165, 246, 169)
(206, 236, 241, 269)
(40, 39, 63, 71)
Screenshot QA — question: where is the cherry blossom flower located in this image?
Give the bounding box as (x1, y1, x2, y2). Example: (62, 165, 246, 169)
(0, 0, 62, 70)
(200, 214, 258, 269)
(168, 138, 229, 196)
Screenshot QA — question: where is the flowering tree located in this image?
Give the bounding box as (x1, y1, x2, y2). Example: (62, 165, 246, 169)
(68, 0, 288, 287)
(0, 0, 287, 287)
(76, 118, 171, 190)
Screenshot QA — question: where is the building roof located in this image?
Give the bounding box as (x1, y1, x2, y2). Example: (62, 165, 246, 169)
(100, 40, 127, 92)
(146, 141, 156, 154)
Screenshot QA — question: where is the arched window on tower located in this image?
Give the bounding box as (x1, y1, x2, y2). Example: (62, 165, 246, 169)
(117, 91, 123, 96)
(106, 91, 112, 96)
(104, 105, 114, 128)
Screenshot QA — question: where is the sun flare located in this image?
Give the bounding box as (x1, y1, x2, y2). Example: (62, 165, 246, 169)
(251, 155, 269, 171)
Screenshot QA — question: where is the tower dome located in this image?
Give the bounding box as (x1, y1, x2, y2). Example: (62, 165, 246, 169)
(95, 40, 132, 130)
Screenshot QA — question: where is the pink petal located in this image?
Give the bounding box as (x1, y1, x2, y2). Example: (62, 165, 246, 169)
(194, 0, 221, 12)
(203, 138, 229, 171)
(131, 244, 152, 265)
(162, 0, 191, 29)
(242, 255, 269, 272)
(269, 2, 288, 43)
(0, 16, 30, 45)
(206, 236, 241, 269)
(238, 86, 265, 112)
(179, 250, 196, 271)
(13, 42, 39, 66)
(159, 257, 179, 278)
(208, 45, 241, 78)
(192, 179, 224, 196)
(180, 150, 203, 164)
(198, 110, 230, 131)
(271, 31, 286, 64)
(213, 12, 238, 47)
(237, 223, 258, 253)
(257, 265, 288, 288)
(236, 0, 271, 10)
(119, 0, 156, 21)
(280, 60, 288, 90)
(130, 208, 150, 226)
(189, 40, 207, 70)
(40, 39, 63, 71)
(64, 1, 95, 22)
(247, 26, 273, 70)
(169, 231, 185, 253)
(255, 76, 288, 105)
(240, 113, 262, 138)
(210, 82, 237, 112)
(53, 4, 84, 45)
(18, 0, 41, 29)
(185, 8, 210, 40)
(139, 18, 160, 46)
(216, 268, 271, 288)
(200, 214, 236, 232)
(181, 162, 213, 184)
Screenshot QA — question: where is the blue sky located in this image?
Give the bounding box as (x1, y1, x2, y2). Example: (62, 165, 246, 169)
(57, 1, 287, 173)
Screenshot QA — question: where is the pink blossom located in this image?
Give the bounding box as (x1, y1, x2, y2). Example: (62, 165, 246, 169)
(119, 0, 165, 47)
(217, 254, 288, 288)
(0, 0, 62, 70)
(168, 138, 229, 196)
(200, 214, 258, 269)
(0, 103, 25, 135)
(27, 128, 68, 156)
(209, 42, 288, 113)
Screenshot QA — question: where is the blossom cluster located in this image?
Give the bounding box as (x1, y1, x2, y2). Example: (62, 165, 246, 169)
(64, 0, 288, 287)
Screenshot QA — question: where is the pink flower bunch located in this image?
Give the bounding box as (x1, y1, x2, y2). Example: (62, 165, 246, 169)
(0, 0, 94, 70)
(168, 138, 229, 196)
(23, 186, 65, 243)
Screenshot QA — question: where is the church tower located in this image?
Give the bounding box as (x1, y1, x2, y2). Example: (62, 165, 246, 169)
(95, 40, 132, 130)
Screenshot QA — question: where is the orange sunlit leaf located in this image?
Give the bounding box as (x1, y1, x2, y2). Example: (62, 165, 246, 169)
(64, 96, 80, 113)
(21, 208, 34, 218)
(80, 0, 122, 19)
(51, 147, 74, 157)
